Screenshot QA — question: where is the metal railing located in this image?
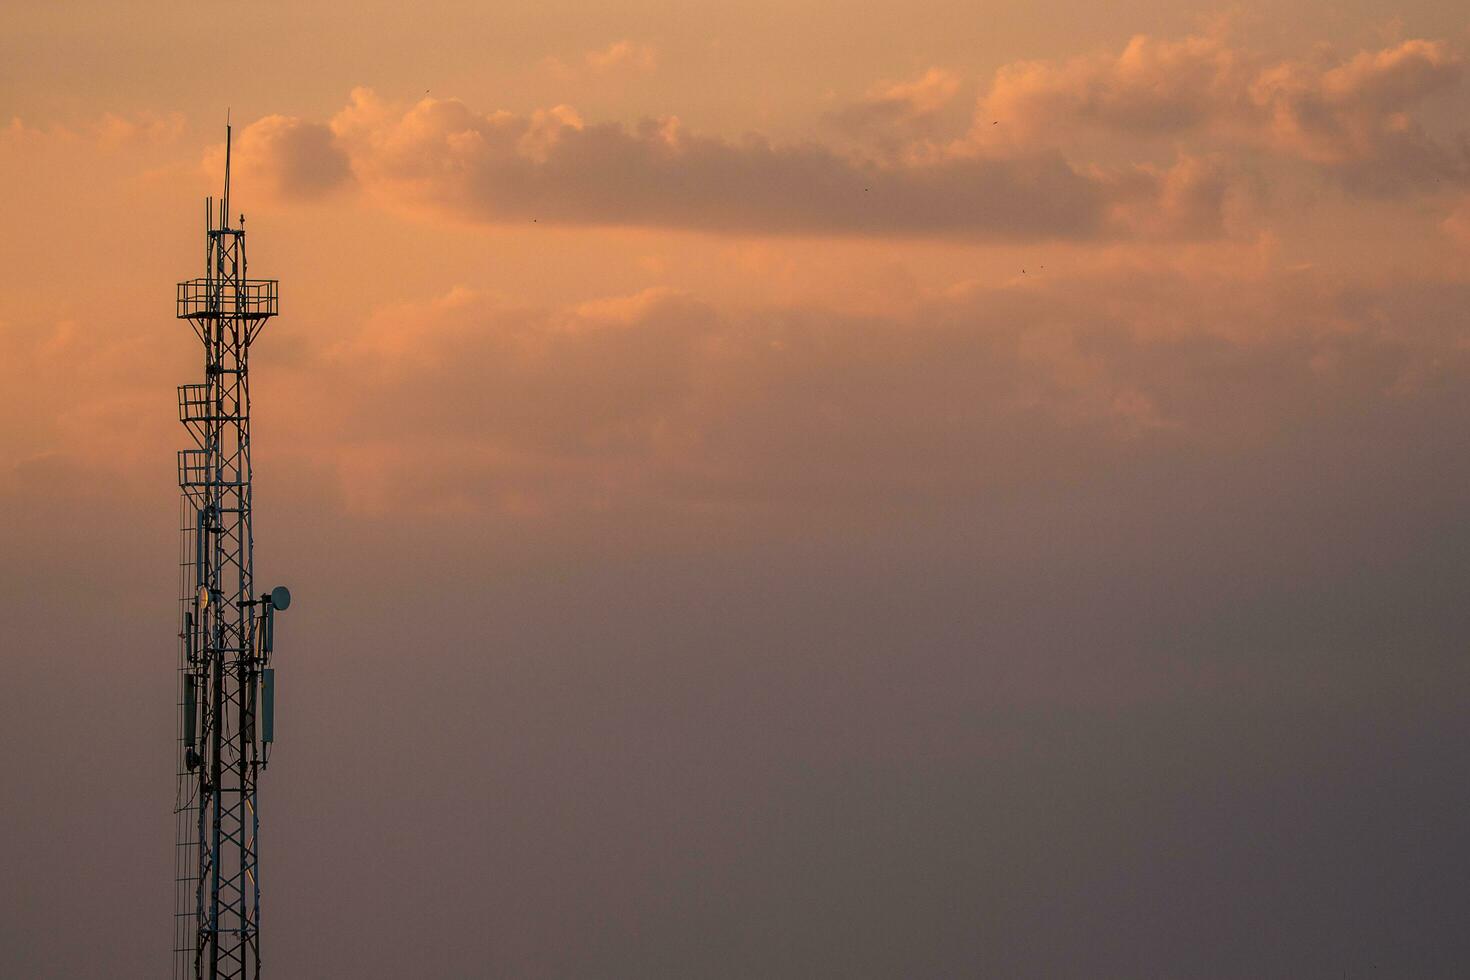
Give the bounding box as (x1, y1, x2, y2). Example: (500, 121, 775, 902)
(177, 449, 211, 489)
(176, 279, 278, 319)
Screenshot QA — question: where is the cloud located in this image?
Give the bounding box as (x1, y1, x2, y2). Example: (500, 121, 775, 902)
(277, 263, 1470, 519)
(977, 32, 1468, 193)
(1, 110, 185, 149)
(1445, 195, 1470, 246)
(216, 29, 1464, 243)
(545, 40, 658, 81)
(208, 114, 352, 202)
(586, 40, 658, 74)
(313, 88, 1233, 241)
(828, 68, 962, 148)
(95, 110, 187, 149)
(980, 31, 1243, 140)
(1102, 153, 1245, 239)
(1248, 39, 1469, 192)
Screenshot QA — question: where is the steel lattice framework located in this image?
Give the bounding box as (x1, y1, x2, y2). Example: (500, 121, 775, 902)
(174, 127, 286, 980)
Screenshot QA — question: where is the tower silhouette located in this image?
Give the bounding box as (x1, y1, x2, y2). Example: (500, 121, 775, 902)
(174, 125, 291, 980)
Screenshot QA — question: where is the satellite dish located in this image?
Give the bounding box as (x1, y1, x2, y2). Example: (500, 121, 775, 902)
(270, 585, 292, 611)
(198, 585, 210, 610)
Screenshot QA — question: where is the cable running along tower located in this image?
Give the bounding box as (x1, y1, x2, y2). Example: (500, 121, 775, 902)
(174, 125, 292, 980)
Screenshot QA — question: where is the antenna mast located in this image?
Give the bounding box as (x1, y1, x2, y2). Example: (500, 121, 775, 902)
(174, 124, 291, 980)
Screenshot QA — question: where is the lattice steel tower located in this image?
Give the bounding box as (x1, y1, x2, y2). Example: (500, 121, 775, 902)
(174, 126, 292, 980)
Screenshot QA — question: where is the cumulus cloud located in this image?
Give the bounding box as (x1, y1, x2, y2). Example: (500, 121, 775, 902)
(275, 264, 1470, 518)
(95, 110, 187, 149)
(301, 88, 1233, 241)
(828, 68, 963, 150)
(1253, 39, 1462, 155)
(1248, 39, 1469, 192)
(586, 40, 657, 74)
(1102, 153, 1245, 239)
(980, 32, 1243, 140)
(208, 114, 352, 202)
(1445, 196, 1470, 246)
(545, 40, 658, 81)
(977, 31, 1469, 193)
(2, 110, 186, 149)
(181, 30, 1467, 239)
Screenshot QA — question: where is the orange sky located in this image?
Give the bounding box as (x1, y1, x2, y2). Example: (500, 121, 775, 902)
(3, 5, 1467, 518)
(3, 2, 1470, 976)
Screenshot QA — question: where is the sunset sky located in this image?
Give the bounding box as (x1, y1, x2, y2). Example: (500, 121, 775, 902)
(3, 2, 1470, 976)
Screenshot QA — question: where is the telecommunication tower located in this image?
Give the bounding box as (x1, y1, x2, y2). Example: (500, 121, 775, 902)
(174, 125, 292, 980)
